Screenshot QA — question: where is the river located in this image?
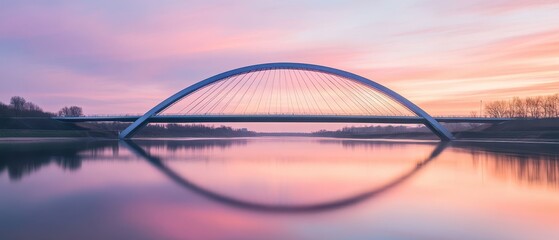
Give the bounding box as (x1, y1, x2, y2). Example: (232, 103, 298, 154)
(1, 137, 558, 239)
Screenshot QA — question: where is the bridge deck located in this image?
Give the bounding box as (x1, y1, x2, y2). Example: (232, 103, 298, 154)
(53, 115, 512, 124)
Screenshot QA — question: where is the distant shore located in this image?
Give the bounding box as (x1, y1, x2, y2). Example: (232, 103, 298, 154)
(2, 131, 559, 143)
(1, 118, 559, 141)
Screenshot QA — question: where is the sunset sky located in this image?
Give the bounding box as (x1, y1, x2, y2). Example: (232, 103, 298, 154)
(1, 1, 558, 122)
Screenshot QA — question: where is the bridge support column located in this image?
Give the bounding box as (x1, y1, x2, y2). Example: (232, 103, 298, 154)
(119, 115, 152, 139)
(422, 120, 454, 141)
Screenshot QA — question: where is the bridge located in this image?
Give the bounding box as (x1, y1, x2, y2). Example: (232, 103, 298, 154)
(55, 115, 511, 124)
(53, 62, 513, 141)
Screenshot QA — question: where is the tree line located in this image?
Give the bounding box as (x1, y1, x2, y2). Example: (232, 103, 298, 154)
(484, 94, 559, 118)
(0, 96, 83, 117)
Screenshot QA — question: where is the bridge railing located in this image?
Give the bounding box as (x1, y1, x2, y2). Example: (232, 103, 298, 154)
(77, 113, 514, 119)
(76, 113, 529, 119)
(80, 113, 145, 117)
(431, 115, 517, 119)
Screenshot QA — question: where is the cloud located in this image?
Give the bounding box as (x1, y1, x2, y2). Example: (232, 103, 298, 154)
(427, 0, 559, 15)
(0, 0, 558, 118)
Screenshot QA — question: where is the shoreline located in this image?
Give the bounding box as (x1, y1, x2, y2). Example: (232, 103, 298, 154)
(1, 135, 558, 145)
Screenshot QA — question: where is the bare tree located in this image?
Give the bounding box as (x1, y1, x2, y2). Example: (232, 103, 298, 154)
(9, 96, 26, 111)
(511, 97, 527, 118)
(485, 100, 508, 118)
(23, 101, 42, 111)
(555, 94, 559, 117)
(542, 94, 558, 118)
(58, 106, 83, 117)
(525, 96, 543, 118)
(504, 99, 515, 118)
(484, 94, 559, 119)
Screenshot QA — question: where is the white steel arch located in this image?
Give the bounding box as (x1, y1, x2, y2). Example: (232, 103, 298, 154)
(119, 62, 453, 140)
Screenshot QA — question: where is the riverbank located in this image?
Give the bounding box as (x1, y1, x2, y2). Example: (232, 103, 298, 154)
(310, 118, 559, 141)
(0, 129, 117, 138)
(1, 118, 558, 141)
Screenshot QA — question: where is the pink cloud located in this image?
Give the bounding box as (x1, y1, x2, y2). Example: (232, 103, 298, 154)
(427, 0, 559, 15)
(1, 1, 559, 118)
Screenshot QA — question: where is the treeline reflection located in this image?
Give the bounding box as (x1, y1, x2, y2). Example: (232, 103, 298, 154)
(134, 139, 248, 152)
(0, 139, 248, 181)
(454, 142, 559, 190)
(0, 140, 119, 181)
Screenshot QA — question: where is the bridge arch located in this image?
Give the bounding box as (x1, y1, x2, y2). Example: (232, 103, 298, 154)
(119, 62, 453, 140)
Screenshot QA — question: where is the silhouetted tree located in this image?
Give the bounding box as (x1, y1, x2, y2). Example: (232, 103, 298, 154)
(526, 96, 543, 118)
(485, 100, 508, 118)
(543, 94, 558, 118)
(0, 96, 52, 117)
(484, 94, 559, 119)
(10, 96, 26, 111)
(511, 97, 527, 118)
(58, 106, 83, 117)
(23, 102, 42, 111)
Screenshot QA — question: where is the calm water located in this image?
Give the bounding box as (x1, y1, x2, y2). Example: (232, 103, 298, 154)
(1, 137, 559, 240)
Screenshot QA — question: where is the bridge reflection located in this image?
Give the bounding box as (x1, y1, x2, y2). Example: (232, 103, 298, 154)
(122, 140, 448, 213)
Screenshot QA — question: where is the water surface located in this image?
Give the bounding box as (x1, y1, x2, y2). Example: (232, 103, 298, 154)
(1, 137, 558, 239)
